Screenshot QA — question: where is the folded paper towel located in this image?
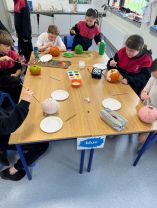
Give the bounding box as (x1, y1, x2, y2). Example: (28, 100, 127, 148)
(100, 108, 128, 131)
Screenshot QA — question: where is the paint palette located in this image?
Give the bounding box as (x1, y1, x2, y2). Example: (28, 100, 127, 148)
(29, 58, 71, 69)
(67, 71, 81, 80)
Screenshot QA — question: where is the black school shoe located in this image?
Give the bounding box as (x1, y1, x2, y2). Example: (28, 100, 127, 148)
(0, 152, 10, 166)
(0, 168, 26, 181)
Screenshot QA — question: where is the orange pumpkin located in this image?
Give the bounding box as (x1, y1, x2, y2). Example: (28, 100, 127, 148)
(50, 46, 60, 57)
(106, 69, 120, 82)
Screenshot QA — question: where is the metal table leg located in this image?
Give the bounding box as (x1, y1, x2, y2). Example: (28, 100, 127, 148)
(79, 150, 85, 174)
(16, 144, 32, 180)
(87, 149, 94, 172)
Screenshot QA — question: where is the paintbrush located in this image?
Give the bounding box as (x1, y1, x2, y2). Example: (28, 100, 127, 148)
(111, 92, 128, 96)
(12, 60, 29, 66)
(64, 114, 76, 122)
(49, 75, 61, 81)
(20, 83, 41, 104)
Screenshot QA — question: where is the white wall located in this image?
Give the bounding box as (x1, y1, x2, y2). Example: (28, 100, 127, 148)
(5, 0, 106, 12)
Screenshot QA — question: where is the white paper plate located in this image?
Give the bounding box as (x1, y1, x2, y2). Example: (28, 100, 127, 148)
(51, 90, 69, 101)
(93, 63, 106, 70)
(40, 116, 63, 133)
(40, 54, 52, 62)
(102, 98, 121, 111)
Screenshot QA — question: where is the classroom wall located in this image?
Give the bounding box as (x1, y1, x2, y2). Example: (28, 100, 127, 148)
(4, 0, 157, 58)
(5, 0, 106, 12)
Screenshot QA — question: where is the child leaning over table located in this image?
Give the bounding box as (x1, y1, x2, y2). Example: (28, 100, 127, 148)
(107, 35, 152, 96)
(70, 8, 101, 51)
(0, 30, 22, 103)
(36, 25, 66, 53)
(138, 58, 157, 144)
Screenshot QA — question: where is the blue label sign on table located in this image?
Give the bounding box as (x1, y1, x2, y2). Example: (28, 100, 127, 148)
(77, 136, 106, 150)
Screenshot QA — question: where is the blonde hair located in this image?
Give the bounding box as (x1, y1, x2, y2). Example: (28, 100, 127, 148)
(0, 30, 13, 46)
(47, 25, 59, 35)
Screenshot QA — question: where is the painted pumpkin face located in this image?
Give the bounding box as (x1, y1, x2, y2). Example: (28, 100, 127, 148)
(50, 46, 60, 57)
(106, 69, 120, 82)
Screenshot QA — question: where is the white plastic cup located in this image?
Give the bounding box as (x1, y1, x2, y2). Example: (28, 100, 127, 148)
(79, 60, 85, 69)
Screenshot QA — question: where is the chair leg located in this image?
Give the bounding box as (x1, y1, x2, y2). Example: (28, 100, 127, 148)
(133, 132, 157, 166)
(16, 144, 32, 180)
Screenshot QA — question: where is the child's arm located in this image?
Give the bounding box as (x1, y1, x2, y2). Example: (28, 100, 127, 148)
(70, 24, 80, 35)
(140, 76, 154, 101)
(140, 90, 149, 101)
(0, 56, 13, 62)
(0, 88, 33, 134)
(11, 69, 21, 77)
(107, 53, 119, 70)
(36, 33, 51, 52)
(57, 37, 66, 51)
(94, 33, 101, 45)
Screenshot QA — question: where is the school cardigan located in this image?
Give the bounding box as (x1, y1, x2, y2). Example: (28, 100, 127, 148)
(0, 100, 29, 134)
(71, 21, 101, 50)
(107, 47, 152, 96)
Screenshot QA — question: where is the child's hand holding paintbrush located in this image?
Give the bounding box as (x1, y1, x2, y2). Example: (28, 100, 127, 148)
(21, 88, 34, 103)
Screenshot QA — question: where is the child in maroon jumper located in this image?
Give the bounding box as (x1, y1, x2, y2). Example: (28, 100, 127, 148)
(70, 8, 101, 51)
(107, 35, 152, 96)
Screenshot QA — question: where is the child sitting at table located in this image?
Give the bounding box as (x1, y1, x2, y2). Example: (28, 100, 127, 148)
(70, 8, 101, 51)
(0, 88, 49, 181)
(107, 34, 152, 96)
(36, 25, 66, 53)
(138, 58, 157, 144)
(0, 30, 22, 103)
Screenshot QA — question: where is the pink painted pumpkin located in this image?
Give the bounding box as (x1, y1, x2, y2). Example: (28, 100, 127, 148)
(138, 106, 157, 124)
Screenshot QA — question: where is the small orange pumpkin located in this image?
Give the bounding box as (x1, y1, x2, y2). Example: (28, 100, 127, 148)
(106, 69, 120, 82)
(50, 46, 60, 57)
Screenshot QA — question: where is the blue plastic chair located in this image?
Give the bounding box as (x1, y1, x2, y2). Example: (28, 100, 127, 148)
(133, 131, 157, 166)
(63, 35, 74, 50)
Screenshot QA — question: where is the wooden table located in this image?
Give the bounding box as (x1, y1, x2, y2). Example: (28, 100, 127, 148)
(9, 52, 157, 179)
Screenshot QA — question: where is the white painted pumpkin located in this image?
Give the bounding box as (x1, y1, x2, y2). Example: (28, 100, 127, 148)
(42, 98, 58, 115)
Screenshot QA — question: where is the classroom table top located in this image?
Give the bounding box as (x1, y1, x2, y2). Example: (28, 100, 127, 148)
(9, 51, 157, 144)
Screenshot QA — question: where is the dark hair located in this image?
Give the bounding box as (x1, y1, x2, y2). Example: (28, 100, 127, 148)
(125, 35, 144, 51)
(151, 58, 157, 72)
(0, 30, 13, 46)
(86, 8, 98, 19)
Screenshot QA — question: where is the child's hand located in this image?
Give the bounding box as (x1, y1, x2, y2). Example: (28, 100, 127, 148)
(140, 90, 149, 101)
(46, 42, 53, 48)
(10, 69, 21, 77)
(110, 59, 117, 68)
(0, 56, 13, 62)
(10, 73, 18, 77)
(121, 78, 128, 85)
(21, 88, 33, 103)
(70, 29, 76, 35)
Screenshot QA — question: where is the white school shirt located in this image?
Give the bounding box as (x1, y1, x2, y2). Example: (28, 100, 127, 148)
(144, 76, 157, 108)
(36, 32, 65, 49)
